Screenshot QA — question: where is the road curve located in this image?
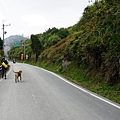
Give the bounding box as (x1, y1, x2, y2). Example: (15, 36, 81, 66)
(0, 62, 120, 120)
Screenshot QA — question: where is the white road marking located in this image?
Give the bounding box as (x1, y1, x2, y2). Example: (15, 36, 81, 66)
(37, 66, 120, 110)
(1, 64, 120, 109)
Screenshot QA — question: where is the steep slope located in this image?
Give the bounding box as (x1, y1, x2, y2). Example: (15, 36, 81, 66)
(39, 0, 120, 85)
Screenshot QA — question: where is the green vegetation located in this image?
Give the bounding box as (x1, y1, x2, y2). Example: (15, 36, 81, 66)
(31, 34, 42, 61)
(0, 37, 3, 50)
(0, 37, 3, 60)
(7, 0, 120, 103)
(25, 61, 120, 104)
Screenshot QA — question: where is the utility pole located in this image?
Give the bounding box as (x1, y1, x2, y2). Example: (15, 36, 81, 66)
(20, 42, 30, 61)
(2, 24, 4, 50)
(23, 43, 29, 61)
(2, 22, 11, 56)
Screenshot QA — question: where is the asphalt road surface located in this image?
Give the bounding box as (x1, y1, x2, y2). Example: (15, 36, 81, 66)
(0, 62, 120, 120)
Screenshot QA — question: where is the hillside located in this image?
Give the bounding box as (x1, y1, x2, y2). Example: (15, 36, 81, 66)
(8, 0, 120, 103)
(8, 0, 120, 86)
(39, 0, 120, 85)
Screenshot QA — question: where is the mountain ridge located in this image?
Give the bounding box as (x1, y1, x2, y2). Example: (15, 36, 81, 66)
(4, 35, 28, 56)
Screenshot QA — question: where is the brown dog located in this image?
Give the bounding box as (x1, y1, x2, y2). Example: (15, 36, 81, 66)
(13, 70, 22, 83)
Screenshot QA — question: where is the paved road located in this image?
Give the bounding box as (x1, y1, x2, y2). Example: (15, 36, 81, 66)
(0, 62, 120, 120)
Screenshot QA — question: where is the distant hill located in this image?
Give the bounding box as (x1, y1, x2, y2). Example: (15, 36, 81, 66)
(4, 35, 28, 57)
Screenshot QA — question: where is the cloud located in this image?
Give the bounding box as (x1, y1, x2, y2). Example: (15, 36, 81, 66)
(22, 14, 49, 27)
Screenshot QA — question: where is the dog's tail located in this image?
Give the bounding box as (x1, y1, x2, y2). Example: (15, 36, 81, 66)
(13, 70, 16, 73)
(12, 66, 16, 73)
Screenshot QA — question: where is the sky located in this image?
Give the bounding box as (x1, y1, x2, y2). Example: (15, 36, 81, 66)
(0, 0, 94, 39)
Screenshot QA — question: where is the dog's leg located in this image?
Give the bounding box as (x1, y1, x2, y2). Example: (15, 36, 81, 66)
(20, 76, 22, 81)
(15, 78, 17, 83)
(15, 74, 17, 83)
(17, 77, 18, 82)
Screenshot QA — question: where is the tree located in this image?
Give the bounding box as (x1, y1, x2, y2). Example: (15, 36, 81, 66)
(47, 35, 61, 47)
(57, 28, 69, 39)
(0, 37, 3, 50)
(30, 35, 41, 61)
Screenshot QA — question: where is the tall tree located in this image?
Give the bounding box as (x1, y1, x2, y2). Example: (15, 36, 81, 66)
(0, 37, 3, 50)
(30, 35, 41, 61)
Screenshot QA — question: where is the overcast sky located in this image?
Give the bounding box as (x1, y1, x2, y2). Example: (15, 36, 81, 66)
(0, 0, 94, 39)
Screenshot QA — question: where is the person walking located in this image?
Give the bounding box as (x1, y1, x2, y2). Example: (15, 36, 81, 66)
(1, 56, 8, 79)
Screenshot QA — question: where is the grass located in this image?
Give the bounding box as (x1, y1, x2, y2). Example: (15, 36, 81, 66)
(25, 61, 120, 104)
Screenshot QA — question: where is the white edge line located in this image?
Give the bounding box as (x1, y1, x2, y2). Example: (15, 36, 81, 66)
(35, 66, 120, 110)
(3, 64, 119, 109)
